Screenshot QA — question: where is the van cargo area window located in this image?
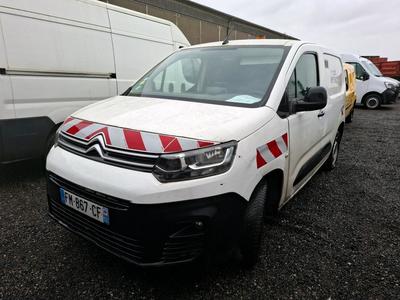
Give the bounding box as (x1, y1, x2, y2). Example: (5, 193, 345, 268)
(126, 46, 290, 107)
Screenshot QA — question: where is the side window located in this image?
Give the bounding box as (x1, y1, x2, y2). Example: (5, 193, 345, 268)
(287, 71, 296, 99)
(323, 54, 343, 95)
(349, 62, 366, 80)
(294, 54, 318, 99)
(286, 53, 318, 101)
(345, 70, 349, 91)
(278, 53, 318, 116)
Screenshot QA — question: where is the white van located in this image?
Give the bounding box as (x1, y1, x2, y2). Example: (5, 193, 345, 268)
(0, 0, 189, 164)
(342, 54, 400, 109)
(47, 39, 345, 267)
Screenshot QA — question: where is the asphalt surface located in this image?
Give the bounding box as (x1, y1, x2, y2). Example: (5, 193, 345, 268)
(1, 104, 400, 299)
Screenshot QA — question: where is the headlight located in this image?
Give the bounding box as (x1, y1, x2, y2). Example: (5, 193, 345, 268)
(385, 82, 395, 89)
(153, 141, 237, 182)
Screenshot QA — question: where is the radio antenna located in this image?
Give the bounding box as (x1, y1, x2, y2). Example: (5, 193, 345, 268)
(222, 18, 234, 45)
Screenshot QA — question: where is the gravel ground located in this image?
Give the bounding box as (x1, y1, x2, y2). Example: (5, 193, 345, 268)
(1, 104, 400, 299)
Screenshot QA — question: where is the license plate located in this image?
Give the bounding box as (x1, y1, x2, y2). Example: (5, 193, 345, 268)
(59, 188, 109, 225)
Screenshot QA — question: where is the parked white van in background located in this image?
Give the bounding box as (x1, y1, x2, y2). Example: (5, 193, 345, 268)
(0, 0, 189, 164)
(342, 54, 400, 109)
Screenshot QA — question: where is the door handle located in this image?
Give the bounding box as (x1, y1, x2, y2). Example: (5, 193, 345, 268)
(318, 110, 325, 118)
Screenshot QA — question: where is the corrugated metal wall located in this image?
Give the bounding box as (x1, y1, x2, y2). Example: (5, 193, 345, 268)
(100, 0, 296, 44)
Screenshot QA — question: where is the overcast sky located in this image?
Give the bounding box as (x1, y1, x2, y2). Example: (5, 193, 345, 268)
(192, 0, 400, 60)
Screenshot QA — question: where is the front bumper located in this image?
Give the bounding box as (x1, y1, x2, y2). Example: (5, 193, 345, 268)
(382, 88, 399, 104)
(47, 172, 246, 266)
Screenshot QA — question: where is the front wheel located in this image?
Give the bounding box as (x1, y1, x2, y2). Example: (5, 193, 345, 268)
(364, 94, 381, 109)
(324, 131, 341, 171)
(240, 182, 267, 268)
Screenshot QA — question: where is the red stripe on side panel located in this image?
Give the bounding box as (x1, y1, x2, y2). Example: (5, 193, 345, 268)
(85, 127, 111, 144)
(267, 140, 282, 158)
(282, 133, 288, 147)
(123, 129, 146, 151)
(256, 150, 267, 168)
(198, 141, 214, 148)
(159, 135, 182, 153)
(66, 120, 93, 135)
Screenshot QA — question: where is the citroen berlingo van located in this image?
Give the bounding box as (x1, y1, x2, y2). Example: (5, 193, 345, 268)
(47, 39, 345, 267)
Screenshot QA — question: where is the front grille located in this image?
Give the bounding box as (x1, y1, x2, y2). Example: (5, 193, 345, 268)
(58, 132, 159, 172)
(49, 173, 130, 210)
(50, 200, 147, 262)
(48, 174, 205, 265)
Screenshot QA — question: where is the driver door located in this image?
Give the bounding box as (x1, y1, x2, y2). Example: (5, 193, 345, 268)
(285, 51, 326, 198)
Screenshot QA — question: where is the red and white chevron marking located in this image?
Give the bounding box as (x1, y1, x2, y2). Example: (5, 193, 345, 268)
(256, 133, 288, 168)
(60, 117, 215, 154)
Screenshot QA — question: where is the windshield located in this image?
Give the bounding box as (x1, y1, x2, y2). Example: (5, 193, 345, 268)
(362, 60, 382, 77)
(126, 46, 288, 107)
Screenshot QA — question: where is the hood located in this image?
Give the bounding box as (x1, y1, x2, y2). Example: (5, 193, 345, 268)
(72, 96, 275, 142)
(383, 77, 400, 86)
(375, 76, 399, 87)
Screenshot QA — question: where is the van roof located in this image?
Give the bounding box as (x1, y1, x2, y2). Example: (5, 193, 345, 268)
(342, 53, 374, 64)
(341, 53, 361, 62)
(187, 39, 304, 49)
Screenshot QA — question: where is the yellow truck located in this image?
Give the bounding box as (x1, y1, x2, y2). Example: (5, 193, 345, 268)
(344, 63, 357, 123)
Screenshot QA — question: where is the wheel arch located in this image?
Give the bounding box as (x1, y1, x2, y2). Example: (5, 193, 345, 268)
(43, 121, 63, 155)
(252, 168, 285, 217)
(338, 121, 345, 138)
(361, 91, 382, 104)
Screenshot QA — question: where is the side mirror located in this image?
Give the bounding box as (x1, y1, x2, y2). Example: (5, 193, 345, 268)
(361, 73, 370, 81)
(291, 86, 327, 113)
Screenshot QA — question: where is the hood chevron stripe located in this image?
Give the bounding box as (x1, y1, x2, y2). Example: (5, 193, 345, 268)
(60, 117, 216, 154)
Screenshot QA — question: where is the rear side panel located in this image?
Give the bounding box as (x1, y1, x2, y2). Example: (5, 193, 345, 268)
(107, 8, 175, 93)
(1, 12, 114, 75)
(0, 2, 118, 162)
(0, 6, 117, 124)
(0, 11, 13, 119)
(322, 53, 345, 137)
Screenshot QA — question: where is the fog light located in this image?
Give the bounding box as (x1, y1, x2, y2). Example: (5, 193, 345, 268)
(194, 221, 204, 229)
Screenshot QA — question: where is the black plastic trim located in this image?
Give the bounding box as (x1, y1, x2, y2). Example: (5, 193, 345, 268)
(47, 172, 247, 266)
(0, 117, 55, 164)
(294, 142, 331, 186)
(382, 88, 398, 104)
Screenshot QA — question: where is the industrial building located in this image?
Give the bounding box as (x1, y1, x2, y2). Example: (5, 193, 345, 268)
(99, 0, 296, 44)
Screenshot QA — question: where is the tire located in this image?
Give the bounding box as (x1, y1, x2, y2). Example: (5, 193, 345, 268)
(324, 130, 341, 171)
(345, 108, 354, 123)
(44, 125, 60, 158)
(45, 131, 56, 156)
(364, 94, 381, 109)
(240, 182, 267, 268)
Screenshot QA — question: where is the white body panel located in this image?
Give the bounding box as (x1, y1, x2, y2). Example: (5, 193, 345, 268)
(108, 8, 175, 92)
(47, 39, 345, 209)
(1, 12, 114, 74)
(0, 0, 189, 124)
(0, 19, 13, 119)
(73, 96, 275, 142)
(0, 0, 189, 162)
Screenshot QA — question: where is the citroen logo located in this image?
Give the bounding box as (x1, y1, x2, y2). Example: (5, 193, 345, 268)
(85, 135, 107, 158)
